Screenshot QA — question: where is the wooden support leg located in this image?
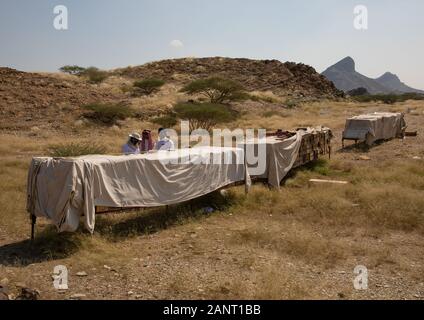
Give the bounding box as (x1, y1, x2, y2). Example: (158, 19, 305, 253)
(30, 214, 36, 242)
(244, 143, 249, 195)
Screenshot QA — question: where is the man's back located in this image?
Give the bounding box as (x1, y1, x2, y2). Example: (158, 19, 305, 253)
(155, 138, 174, 151)
(122, 143, 140, 154)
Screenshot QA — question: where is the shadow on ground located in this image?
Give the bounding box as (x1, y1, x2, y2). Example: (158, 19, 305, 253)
(0, 228, 82, 267)
(0, 191, 236, 267)
(95, 190, 237, 241)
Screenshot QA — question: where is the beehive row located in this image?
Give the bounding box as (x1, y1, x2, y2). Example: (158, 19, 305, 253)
(293, 129, 333, 168)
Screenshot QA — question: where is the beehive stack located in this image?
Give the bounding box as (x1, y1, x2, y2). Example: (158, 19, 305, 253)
(293, 127, 333, 168)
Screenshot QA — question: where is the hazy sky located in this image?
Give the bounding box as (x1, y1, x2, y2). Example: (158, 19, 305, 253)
(1, 0, 423, 89)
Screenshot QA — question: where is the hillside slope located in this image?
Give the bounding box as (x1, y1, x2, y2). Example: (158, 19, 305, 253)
(0, 67, 124, 131)
(115, 57, 343, 98)
(1, 57, 343, 131)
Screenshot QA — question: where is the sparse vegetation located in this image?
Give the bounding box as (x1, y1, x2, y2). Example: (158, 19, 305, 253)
(83, 67, 109, 84)
(179, 77, 247, 104)
(285, 99, 299, 109)
(249, 91, 282, 104)
(173, 102, 237, 131)
(47, 142, 107, 157)
(261, 110, 286, 118)
(82, 103, 135, 125)
(150, 114, 178, 128)
(347, 87, 369, 96)
(352, 92, 424, 104)
(133, 78, 165, 95)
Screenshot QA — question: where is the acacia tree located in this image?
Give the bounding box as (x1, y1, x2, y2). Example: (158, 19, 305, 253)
(179, 77, 247, 104)
(133, 78, 165, 95)
(59, 65, 86, 75)
(173, 102, 236, 132)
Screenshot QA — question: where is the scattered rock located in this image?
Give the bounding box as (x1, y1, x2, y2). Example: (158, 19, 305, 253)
(103, 265, 111, 270)
(69, 293, 86, 300)
(74, 120, 85, 127)
(127, 291, 134, 296)
(412, 156, 422, 160)
(358, 155, 371, 161)
(15, 287, 41, 300)
(0, 285, 9, 300)
(30, 126, 40, 132)
(76, 271, 88, 277)
(0, 278, 9, 286)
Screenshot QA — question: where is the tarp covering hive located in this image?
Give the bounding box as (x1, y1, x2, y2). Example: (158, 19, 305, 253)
(27, 147, 250, 233)
(239, 127, 332, 188)
(342, 112, 406, 146)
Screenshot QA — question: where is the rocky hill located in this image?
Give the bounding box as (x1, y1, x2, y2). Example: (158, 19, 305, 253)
(0, 57, 344, 131)
(115, 57, 343, 98)
(0, 67, 124, 131)
(322, 57, 424, 94)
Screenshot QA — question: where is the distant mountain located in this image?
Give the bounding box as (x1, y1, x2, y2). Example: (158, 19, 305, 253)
(375, 72, 424, 94)
(322, 57, 424, 94)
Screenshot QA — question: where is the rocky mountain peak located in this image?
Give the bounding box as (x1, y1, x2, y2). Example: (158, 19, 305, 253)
(330, 56, 355, 72)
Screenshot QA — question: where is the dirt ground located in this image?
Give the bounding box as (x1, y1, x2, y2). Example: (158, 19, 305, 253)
(0, 100, 423, 300)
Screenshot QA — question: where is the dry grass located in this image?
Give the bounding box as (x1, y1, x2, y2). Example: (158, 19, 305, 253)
(1, 99, 424, 300)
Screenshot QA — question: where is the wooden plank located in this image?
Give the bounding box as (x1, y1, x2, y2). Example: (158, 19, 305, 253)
(309, 179, 349, 185)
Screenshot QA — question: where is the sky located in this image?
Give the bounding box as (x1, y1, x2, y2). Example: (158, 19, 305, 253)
(1, 0, 423, 89)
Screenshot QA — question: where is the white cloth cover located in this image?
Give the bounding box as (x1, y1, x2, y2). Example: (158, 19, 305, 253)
(239, 131, 304, 188)
(343, 112, 406, 145)
(27, 147, 250, 233)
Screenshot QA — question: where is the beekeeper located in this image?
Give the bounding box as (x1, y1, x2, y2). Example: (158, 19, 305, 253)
(122, 132, 141, 154)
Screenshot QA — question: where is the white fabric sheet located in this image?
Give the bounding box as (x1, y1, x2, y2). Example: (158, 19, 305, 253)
(343, 112, 406, 146)
(238, 131, 304, 188)
(27, 147, 250, 233)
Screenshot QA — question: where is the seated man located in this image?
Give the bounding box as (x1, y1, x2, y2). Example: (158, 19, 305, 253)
(155, 128, 175, 151)
(122, 132, 141, 154)
(140, 129, 154, 152)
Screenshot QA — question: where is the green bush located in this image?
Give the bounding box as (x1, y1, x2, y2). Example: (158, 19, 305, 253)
(347, 87, 369, 96)
(179, 77, 247, 104)
(285, 99, 299, 109)
(352, 93, 424, 104)
(82, 103, 135, 125)
(48, 142, 107, 157)
(151, 114, 178, 128)
(249, 93, 281, 104)
(83, 67, 109, 84)
(173, 102, 237, 131)
(133, 78, 165, 95)
(59, 65, 86, 76)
